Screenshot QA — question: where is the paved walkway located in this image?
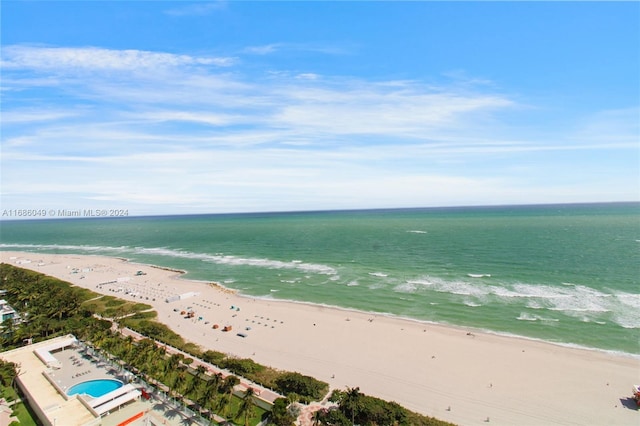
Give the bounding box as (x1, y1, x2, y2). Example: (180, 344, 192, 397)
(0, 398, 19, 426)
(293, 398, 339, 426)
(117, 326, 282, 404)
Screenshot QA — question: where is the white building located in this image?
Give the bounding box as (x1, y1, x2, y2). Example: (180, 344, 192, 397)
(0, 299, 17, 324)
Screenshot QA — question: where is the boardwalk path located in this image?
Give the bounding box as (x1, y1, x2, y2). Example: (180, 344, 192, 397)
(116, 325, 282, 405)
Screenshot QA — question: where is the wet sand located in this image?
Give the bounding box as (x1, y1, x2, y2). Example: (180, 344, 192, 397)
(2, 251, 639, 425)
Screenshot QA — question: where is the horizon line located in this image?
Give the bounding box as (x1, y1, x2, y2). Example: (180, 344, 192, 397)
(1, 200, 638, 222)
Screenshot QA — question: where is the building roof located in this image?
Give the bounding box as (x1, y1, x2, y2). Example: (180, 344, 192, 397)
(0, 335, 97, 426)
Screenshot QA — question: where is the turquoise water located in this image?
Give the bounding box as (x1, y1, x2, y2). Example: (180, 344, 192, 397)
(67, 379, 123, 397)
(1, 203, 639, 355)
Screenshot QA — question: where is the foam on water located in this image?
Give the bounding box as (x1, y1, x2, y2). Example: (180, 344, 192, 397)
(402, 277, 490, 298)
(517, 312, 538, 321)
(398, 275, 640, 330)
(5, 243, 638, 334)
(2, 204, 638, 354)
(1, 243, 338, 276)
(517, 312, 559, 323)
(0, 243, 127, 252)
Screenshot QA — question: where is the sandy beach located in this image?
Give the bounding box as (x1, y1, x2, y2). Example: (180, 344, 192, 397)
(2, 250, 639, 425)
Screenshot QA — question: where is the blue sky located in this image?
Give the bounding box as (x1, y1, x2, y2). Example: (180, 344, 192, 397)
(1, 1, 639, 217)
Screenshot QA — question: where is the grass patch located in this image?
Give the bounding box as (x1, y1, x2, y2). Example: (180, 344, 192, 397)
(81, 294, 150, 319)
(225, 394, 267, 425)
(11, 401, 38, 426)
(1, 387, 37, 426)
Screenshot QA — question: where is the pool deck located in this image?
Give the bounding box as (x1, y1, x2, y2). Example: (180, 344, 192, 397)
(48, 348, 127, 395)
(0, 335, 210, 426)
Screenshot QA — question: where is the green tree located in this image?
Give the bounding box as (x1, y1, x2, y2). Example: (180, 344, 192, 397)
(341, 387, 363, 425)
(196, 364, 207, 378)
(0, 360, 18, 387)
(201, 377, 218, 411)
(236, 387, 257, 426)
(274, 372, 328, 401)
(219, 375, 240, 418)
(312, 408, 325, 426)
(268, 398, 295, 426)
(175, 366, 188, 397)
(163, 353, 181, 376)
(322, 408, 350, 426)
(194, 379, 210, 416)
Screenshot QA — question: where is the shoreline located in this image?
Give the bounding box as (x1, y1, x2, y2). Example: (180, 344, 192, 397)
(245, 294, 640, 360)
(49, 252, 637, 359)
(2, 250, 639, 425)
(151, 269, 640, 360)
(71, 253, 640, 359)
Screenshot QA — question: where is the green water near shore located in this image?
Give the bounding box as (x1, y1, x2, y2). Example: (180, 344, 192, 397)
(2, 203, 639, 354)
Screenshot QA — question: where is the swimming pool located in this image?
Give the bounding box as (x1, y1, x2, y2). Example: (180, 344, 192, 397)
(67, 379, 123, 398)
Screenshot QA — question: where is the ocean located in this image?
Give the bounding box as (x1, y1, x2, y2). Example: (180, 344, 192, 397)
(1, 203, 639, 355)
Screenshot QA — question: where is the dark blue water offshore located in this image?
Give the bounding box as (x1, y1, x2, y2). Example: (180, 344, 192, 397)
(1, 203, 638, 355)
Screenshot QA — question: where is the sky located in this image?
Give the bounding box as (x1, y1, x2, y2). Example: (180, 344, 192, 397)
(1, 1, 639, 217)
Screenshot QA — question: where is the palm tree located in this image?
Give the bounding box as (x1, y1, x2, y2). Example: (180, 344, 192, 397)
(211, 372, 223, 389)
(10, 363, 22, 391)
(167, 353, 182, 370)
(166, 370, 179, 401)
(183, 374, 198, 401)
(16, 283, 39, 309)
(312, 408, 327, 426)
(342, 387, 363, 425)
(1, 318, 16, 344)
(215, 392, 231, 420)
(138, 342, 158, 375)
(123, 335, 135, 363)
(194, 379, 209, 416)
(174, 366, 188, 398)
(200, 372, 221, 415)
(34, 314, 52, 337)
(219, 375, 240, 419)
(15, 320, 39, 345)
(195, 364, 207, 378)
(236, 387, 256, 426)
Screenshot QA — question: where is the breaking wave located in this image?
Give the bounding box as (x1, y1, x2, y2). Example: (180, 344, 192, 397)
(517, 312, 559, 323)
(0, 243, 338, 276)
(396, 276, 640, 329)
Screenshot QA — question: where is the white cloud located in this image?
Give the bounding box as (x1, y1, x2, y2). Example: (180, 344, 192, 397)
(164, 1, 227, 17)
(1, 109, 82, 125)
(128, 110, 243, 127)
(1, 45, 236, 72)
(272, 88, 513, 136)
(244, 44, 281, 55)
(243, 42, 351, 56)
(295, 73, 320, 81)
(2, 44, 638, 215)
